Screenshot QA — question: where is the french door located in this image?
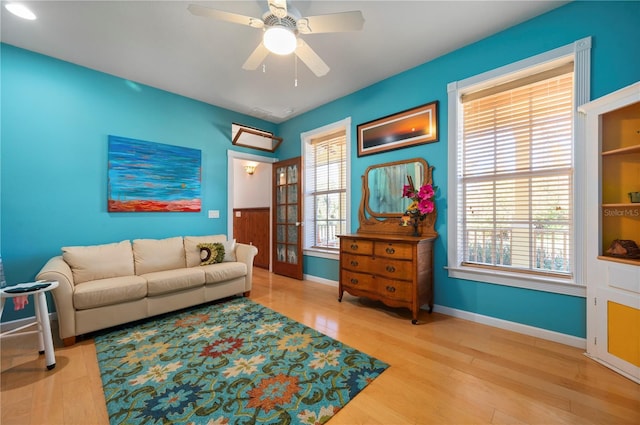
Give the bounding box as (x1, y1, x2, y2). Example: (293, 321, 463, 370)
(272, 157, 303, 280)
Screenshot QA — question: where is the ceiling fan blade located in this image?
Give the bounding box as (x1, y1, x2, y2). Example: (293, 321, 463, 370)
(268, 0, 287, 19)
(297, 11, 364, 34)
(295, 39, 330, 77)
(242, 43, 270, 70)
(187, 4, 264, 29)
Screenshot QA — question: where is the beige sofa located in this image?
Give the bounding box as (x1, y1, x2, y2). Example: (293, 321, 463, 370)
(36, 235, 258, 346)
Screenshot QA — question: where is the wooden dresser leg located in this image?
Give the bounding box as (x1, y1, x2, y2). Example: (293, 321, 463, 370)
(243, 291, 251, 297)
(62, 336, 76, 347)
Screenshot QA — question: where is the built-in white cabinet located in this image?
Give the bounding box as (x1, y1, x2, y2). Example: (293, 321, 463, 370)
(580, 81, 640, 384)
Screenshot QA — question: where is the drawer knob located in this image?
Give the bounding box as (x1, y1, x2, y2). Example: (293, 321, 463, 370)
(350, 260, 359, 267)
(350, 243, 358, 250)
(386, 265, 396, 273)
(385, 247, 395, 254)
(350, 278, 359, 285)
(385, 285, 396, 293)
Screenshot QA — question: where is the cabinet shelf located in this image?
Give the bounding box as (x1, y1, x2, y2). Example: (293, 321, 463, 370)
(598, 255, 640, 266)
(602, 203, 640, 208)
(602, 144, 640, 156)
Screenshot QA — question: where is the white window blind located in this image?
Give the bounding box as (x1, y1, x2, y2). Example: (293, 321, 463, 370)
(457, 65, 574, 278)
(304, 129, 347, 250)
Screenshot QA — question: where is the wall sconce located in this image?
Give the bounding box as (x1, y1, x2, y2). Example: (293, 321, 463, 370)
(244, 164, 257, 175)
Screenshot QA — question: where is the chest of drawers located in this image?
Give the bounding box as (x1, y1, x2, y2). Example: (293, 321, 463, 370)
(338, 233, 435, 324)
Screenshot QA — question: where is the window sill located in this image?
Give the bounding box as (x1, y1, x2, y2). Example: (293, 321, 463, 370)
(446, 265, 586, 297)
(303, 248, 339, 261)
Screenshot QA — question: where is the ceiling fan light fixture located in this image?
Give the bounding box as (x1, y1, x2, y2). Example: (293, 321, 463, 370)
(263, 27, 297, 55)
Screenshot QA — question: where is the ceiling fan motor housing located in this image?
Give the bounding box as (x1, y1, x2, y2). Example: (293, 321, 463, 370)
(262, 13, 298, 32)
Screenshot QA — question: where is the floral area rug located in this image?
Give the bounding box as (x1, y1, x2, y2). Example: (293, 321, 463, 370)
(94, 297, 388, 424)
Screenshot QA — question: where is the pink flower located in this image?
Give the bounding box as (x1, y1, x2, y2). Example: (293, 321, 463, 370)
(418, 184, 434, 200)
(402, 179, 435, 219)
(402, 184, 414, 198)
(418, 199, 434, 215)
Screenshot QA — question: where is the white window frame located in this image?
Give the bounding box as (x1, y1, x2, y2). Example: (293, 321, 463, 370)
(447, 37, 591, 297)
(301, 117, 351, 260)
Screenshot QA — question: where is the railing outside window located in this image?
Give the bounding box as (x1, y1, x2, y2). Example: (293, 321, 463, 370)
(314, 222, 341, 249)
(465, 227, 570, 273)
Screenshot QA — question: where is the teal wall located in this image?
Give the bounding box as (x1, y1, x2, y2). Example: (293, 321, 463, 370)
(2, 1, 639, 337)
(0, 44, 277, 322)
(278, 1, 640, 338)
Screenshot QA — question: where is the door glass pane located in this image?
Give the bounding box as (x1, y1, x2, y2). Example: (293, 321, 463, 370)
(287, 245, 298, 264)
(277, 244, 286, 261)
(277, 167, 287, 185)
(287, 225, 298, 244)
(277, 186, 285, 204)
(277, 206, 286, 222)
(287, 184, 298, 203)
(287, 165, 298, 184)
(287, 205, 297, 223)
(277, 225, 286, 243)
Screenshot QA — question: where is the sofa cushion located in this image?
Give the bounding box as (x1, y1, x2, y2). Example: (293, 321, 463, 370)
(143, 268, 206, 296)
(198, 242, 225, 265)
(133, 237, 185, 275)
(73, 275, 147, 310)
(184, 235, 227, 267)
(202, 262, 247, 284)
(221, 239, 237, 262)
(63, 240, 134, 285)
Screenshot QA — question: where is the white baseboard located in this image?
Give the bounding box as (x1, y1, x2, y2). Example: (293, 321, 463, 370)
(303, 274, 338, 288)
(433, 304, 586, 349)
(304, 273, 585, 349)
(0, 312, 58, 333)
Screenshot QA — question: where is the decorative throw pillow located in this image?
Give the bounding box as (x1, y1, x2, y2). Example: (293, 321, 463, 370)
(221, 239, 237, 262)
(198, 243, 225, 265)
(184, 235, 227, 267)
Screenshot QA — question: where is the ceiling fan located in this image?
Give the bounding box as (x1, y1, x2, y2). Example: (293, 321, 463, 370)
(187, 0, 364, 77)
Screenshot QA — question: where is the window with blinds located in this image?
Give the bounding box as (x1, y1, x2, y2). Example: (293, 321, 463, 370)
(303, 129, 347, 250)
(456, 63, 574, 278)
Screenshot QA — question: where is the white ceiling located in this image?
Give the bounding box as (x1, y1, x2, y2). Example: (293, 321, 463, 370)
(1, 1, 567, 123)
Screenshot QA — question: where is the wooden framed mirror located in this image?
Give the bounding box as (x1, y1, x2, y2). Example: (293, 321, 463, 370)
(357, 157, 437, 236)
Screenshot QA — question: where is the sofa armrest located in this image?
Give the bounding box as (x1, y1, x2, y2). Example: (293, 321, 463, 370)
(36, 256, 76, 341)
(235, 243, 258, 292)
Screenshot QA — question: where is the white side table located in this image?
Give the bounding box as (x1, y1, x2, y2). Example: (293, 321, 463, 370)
(1, 281, 59, 370)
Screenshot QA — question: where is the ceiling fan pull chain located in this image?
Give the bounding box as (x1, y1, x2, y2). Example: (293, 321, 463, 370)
(294, 55, 298, 87)
(262, 64, 266, 73)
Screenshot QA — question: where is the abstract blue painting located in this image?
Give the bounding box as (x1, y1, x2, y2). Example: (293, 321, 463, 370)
(108, 135, 201, 212)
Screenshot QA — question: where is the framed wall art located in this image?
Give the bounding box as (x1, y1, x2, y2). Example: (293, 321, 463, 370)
(108, 135, 202, 212)
(232, 123, 283, 152)
(357, 101, 438, 157)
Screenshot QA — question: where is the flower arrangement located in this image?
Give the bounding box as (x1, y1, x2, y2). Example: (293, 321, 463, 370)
(400, 175, 435, 236)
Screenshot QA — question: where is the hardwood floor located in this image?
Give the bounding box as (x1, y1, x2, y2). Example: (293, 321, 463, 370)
(2, 267, 639, 424)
